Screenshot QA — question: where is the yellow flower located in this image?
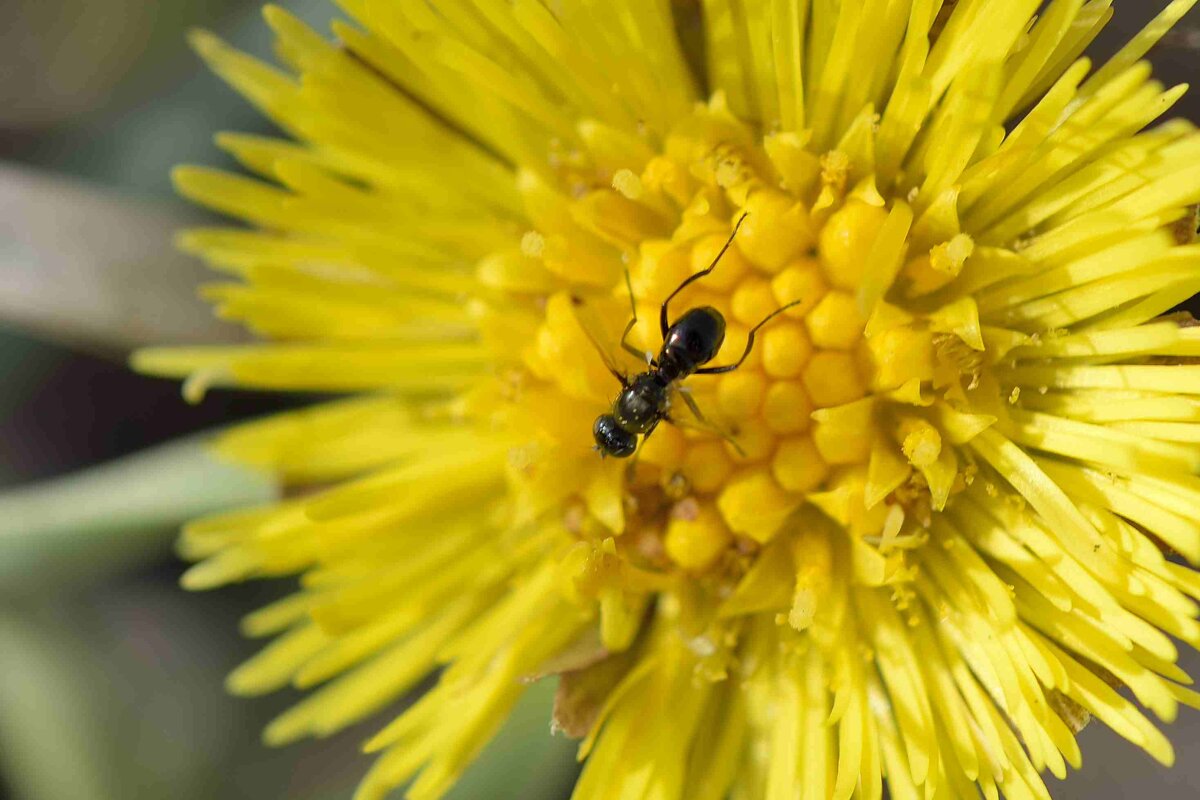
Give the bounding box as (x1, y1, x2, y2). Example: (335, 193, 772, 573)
(135, 1, 1200, 797)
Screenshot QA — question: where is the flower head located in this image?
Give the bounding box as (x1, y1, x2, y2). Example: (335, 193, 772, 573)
(138, 1, 1200, 797)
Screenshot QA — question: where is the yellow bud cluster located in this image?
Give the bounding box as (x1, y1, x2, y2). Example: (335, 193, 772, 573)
(614, 179, 940, 572)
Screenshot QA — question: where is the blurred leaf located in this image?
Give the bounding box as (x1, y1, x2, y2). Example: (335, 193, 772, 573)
(0, 163, 247, 355)
(0, 433, 278, 592)
(84, 579, 365, 800)
(0, 610, 124, 800)
(0, 0, 156, 129)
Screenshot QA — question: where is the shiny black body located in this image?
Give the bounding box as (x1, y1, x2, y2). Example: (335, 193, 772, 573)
(594, 308, 726, 456)
(589, 215, 801, 458)
(658, 307, 726, 383)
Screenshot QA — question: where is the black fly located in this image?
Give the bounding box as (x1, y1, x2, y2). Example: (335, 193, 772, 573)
(581, 214, 802, 458)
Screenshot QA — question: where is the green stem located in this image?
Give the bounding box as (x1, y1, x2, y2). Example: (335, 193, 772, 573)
(0, 433, 279, 590)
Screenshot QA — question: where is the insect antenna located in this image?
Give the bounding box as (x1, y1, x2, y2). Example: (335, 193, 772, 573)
(693, 298, 805, 375)
(660, 212, 749, 336)
(617, 266, 653, 365)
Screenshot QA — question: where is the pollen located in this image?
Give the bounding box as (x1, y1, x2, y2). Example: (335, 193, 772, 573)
(898, 418, 942, 468)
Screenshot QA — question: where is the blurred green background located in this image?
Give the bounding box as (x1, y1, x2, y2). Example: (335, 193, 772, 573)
(1, 1, 1199, 799)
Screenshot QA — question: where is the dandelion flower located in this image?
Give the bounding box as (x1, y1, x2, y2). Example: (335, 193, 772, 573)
(136, 1, 1200, 797)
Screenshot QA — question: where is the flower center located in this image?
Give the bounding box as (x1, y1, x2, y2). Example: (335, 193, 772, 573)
(513, 99, 981, 595)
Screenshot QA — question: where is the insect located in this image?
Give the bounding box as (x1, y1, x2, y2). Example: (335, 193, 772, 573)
(583, 214, 803, 458)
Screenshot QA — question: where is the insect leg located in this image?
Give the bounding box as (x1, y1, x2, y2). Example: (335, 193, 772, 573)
(660, 213, 748, 337)
(668, 389, 746, 457)
(665, 410, 746, 457)
(676, 385, 711, 425)
(693, 299, 804, 375)
(621, 417, 658, 479)
(619, 266, 655, 365)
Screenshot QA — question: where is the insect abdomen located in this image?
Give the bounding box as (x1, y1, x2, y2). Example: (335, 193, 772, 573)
(662, 306, 725, 373)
